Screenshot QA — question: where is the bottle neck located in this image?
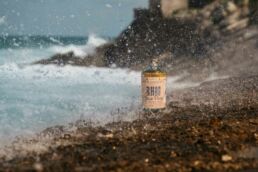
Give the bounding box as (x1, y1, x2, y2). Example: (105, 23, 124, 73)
(151, 59, 159, 70)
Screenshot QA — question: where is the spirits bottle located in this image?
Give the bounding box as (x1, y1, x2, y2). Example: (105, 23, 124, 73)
(142, 59, 167, 112)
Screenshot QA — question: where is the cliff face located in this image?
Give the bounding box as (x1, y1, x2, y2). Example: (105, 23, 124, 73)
(104, 0, 257, 69)
(104, 12, 206, 67)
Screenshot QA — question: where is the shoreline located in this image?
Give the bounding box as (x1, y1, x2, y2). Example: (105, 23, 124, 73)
(1, 0, 258, 171)
(0, 75, 257, 171)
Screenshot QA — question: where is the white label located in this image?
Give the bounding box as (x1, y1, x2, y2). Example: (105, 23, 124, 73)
(142, 75, 166, 109)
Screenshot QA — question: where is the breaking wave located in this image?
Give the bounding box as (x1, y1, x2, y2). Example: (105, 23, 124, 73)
(0, 34, 137, 147)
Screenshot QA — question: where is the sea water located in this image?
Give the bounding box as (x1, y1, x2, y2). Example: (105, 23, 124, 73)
(0, 35, 141, 146)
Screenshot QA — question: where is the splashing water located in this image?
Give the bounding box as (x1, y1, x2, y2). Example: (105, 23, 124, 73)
(0, 64, 141, 145)
(0, 35, 140, 147)
(0, 34, 214, 147)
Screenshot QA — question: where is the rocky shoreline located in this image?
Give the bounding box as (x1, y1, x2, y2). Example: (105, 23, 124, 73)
(34, 0, 258, 82)
(0, 75, 257, 171)
(1, 0, 258, 171)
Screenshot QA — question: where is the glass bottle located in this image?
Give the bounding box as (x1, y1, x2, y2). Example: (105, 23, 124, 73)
(142, 59, 167, 112)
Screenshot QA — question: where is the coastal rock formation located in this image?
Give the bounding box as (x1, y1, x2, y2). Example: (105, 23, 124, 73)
(2, 1, 258, 170)
(35, 0, 258, 79)
(104, 0, 255, 68)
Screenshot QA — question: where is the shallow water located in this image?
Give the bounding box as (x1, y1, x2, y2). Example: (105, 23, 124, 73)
(0, 35, 142, 146)
(0, 63, 141, 146)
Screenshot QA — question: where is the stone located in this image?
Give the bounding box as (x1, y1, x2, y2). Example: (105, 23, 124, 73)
(161, 0, 188, 18)
(33, 163, 43, 172)
(227, 1, 238, 13)
(222, 154, 233, 162)
(226, 18, 249, 31)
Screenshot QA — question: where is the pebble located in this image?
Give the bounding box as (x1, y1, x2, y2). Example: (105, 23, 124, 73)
(222, 155, 233, 162)
(33, 162, 43, 172)
(105, 133, 114, 138)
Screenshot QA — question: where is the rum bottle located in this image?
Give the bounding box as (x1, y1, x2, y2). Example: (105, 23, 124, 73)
(142, 59, 167, 111)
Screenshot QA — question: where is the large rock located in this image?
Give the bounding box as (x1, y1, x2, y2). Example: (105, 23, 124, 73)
(104, 0, 254, 68)
(35, 0, 258, 72)
(103, 14, 208, 67)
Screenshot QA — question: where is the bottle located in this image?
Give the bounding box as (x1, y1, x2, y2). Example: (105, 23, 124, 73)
(142, 59, 167, 112)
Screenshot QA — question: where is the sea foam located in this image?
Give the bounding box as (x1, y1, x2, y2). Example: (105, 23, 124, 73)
(49, 34, 107, 57)
(0, 63, 141, 146)
(0, 35, 135, 146)
(0, 34, 209, 147)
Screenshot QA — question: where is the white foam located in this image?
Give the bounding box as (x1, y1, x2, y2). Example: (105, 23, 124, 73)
(0, 34, 138, 147)
(49, 34, 107, 57)
(0, 16, 6, 25)
(0, 63, 141, 146)
(49, 37, 63, 45)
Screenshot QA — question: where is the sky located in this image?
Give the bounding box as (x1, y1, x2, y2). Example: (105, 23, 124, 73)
(0, 0, 148, 37)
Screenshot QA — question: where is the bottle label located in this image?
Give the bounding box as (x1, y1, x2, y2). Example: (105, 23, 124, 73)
(142, 75, 166, 109)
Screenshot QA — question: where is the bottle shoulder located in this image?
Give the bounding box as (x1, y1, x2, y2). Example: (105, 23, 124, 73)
(142, 67, 166, 77)
(143, 64, 166, 72)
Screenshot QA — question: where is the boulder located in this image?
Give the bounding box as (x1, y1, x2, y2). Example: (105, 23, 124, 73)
(161, 0, 188, 18)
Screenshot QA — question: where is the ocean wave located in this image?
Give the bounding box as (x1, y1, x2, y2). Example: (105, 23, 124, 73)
(0, 34, 107, 65)
(0, 63, 141, 147)
(0, 35, 88, 49)
(0, 63, 140, 85)
(49, 34, 107, 57)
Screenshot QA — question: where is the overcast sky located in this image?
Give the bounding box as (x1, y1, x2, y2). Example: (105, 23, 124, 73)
(0, 0, 148, 37)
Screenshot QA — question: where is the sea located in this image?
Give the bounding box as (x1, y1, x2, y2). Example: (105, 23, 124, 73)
(0, 35, 141, 146)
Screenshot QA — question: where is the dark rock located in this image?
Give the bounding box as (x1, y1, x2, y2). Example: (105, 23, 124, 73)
(189, 0, 213, 8)
(34, 43, 112, 67)
(247, 0, 258, 24)
(34, 0, 258, 71)
(34, 52, 81, 66)
(104, 15, 207, 67)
